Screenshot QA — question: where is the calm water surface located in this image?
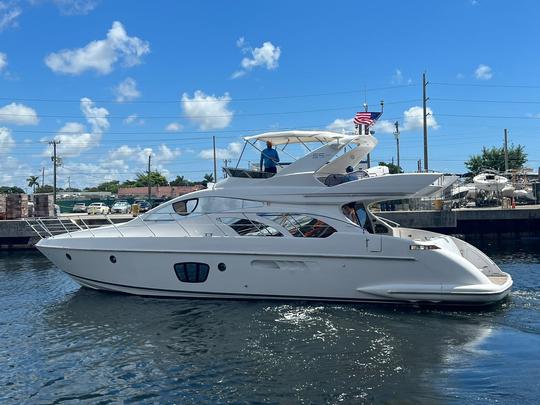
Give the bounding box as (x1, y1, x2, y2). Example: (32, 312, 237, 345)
(0, 240, 539, 404)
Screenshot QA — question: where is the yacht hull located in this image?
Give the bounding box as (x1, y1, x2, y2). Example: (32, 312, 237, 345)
(37, 235, 512, 306)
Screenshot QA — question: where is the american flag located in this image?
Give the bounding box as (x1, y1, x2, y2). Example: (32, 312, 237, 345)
(353, 111, 381, 126)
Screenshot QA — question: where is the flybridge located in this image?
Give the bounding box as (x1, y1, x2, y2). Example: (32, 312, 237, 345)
(225, 130, 378, 179)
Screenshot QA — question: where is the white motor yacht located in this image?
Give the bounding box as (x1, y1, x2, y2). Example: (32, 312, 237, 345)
(35, 131, 512, 306)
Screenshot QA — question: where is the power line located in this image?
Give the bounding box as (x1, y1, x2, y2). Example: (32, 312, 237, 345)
(0, 84, 419, 105)
(0, 102, 416, 120)
(431, 81, 540, 89)
(432, 97, 540, 104)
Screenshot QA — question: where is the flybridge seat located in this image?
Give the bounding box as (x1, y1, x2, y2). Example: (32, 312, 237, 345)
(223, 167, 275, 179)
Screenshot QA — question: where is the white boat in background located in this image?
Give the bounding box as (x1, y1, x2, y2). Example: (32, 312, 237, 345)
(513, 188, 534, 201)
(501, 184, 515, 198)
(473, 171, 508, 192)
(34, 131, 512, 306)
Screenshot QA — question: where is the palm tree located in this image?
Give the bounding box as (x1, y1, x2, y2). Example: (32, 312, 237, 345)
(27, 175, 39, 194)
(203, 173, 214, 183)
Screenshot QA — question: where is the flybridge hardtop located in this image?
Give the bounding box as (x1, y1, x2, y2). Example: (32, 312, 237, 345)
(34, 128, 512, 306)
(217, 130, 442, 204)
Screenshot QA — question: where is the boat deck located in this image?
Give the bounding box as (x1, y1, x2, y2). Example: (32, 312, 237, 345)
(488, 275, 509, 285)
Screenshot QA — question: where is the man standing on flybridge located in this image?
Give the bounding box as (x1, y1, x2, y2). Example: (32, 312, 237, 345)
(260, 141, 280, 173)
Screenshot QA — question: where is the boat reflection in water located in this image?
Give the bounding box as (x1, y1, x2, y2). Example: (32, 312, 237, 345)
(39, 288, 500, 403)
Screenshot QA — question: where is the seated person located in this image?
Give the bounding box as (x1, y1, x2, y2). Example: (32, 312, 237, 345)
(342, 203, 359, 225)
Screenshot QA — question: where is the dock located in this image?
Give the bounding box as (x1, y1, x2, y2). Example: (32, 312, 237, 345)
(379, 204, 540, 238)
(0, 214, 132, 250)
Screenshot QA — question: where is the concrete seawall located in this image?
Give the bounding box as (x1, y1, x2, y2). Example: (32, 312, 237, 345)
(378, 205, 540, 238)
(0, 215, 132, 250)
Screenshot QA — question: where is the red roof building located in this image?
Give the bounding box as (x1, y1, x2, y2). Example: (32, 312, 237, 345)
(118, 185, 205, 199)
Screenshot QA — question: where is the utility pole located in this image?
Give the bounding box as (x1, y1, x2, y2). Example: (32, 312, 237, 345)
(212, 135, 217, 182)
(422, 72, 429, 172)
(504, 128, 509, 172)
(68, 176, 71, 190)
(147, 154, 152, 201)
(394, 121, 400, 171)
(49, 140, 61, 204)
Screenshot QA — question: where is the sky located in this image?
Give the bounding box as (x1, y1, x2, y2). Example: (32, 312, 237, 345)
(1, 0, 540, 190)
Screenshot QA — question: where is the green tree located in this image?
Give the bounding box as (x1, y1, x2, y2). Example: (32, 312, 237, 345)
(0, 186, 25, 194)
(170, 175, 193, 186)
(36, 184, 54, 193)
(465, 145, 527, 174)
(84, 180, 120, 193)
(378, 161, 403, 174)
(201, 173, 214, 188)
(132, 171, 169, 187)
(26, 175, 40, 193)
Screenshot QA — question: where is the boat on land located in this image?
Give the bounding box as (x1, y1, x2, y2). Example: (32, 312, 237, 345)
(473, 170, 508, 192)
(35, 131, 512, 306)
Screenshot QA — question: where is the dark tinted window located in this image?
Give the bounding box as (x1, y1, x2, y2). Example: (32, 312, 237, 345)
(219, 217, 282, 237)
(259, 214, 336, 238)
(172, 199, 198, 216)
(174, 262, 209, 283)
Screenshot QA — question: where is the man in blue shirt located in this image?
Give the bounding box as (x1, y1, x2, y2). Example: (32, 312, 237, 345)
(260, 141, 280, 173)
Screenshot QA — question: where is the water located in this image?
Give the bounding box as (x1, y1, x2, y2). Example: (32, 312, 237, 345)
(0, 240, 539, 404)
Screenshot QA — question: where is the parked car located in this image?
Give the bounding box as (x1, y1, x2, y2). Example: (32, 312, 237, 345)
(72, 202, 87, 213)
(111, 201, 131, 214)
(134, 200, 151, 213)
(87, 202, 110, 215)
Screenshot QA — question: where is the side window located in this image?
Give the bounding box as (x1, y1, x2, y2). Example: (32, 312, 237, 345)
(219, 217, 282, 237)
(173, 199, 198, 216)
(355, 204, 373, 233)
(259, 214, 336, 238)
(174, 262, 209, 283)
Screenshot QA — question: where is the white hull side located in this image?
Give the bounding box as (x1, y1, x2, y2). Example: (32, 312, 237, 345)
(37, 234, 512, 306)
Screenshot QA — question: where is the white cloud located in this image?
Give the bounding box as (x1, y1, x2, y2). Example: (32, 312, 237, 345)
(165, 122, 183, 132)
(475, 64, 493, 80)
(326, 118, 354, 132)
(0, 126, 15, 153)
(0, 102, 39, 125)
(109, 144, 137, 159)
(0, 3, 21, 32)
(199, 142, 242, 160)
(49, 122, 97, 157)
(232, 39, 281, 78)
(156, 144, 181, 161)
(44, 21, 150, 75)
(402, 106, 439, 131)
(114, 77, 140, 102)
(40, 98, 108, 158)
(0, 52, 7, 71)
(236, 37, 246, 48)
(181, 90, 233, 130)
(80, 97, 109, 133)
(108, 143, 180, 165)
(374, 120, 397, 134)
(53, 0, 100, 15)
(0, 155, 30, 185)
(123, 113, 144, 126)
(392, 69, 403, 84)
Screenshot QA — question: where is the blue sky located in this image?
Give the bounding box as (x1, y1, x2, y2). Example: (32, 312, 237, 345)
(1, 0, 540, 190)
